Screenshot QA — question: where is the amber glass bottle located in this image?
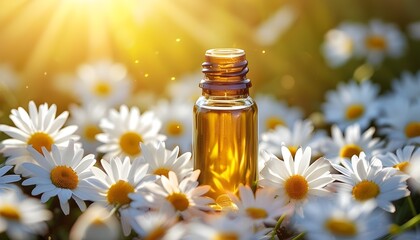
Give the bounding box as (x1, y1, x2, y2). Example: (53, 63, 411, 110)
(193, 48, 258, 209)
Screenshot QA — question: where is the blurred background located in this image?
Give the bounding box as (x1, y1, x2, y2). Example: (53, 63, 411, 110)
(1, 0, 420, 117)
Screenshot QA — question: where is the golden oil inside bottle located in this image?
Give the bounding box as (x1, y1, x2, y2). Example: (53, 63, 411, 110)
(193, 48, 258, 210)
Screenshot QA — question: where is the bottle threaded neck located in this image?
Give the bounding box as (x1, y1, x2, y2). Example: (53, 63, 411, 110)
(200, 48, 251, 93)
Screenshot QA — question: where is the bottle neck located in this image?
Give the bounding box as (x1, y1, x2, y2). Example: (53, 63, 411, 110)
(200, 48, 251, 97)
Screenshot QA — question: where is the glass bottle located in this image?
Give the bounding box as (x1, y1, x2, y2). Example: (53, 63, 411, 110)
(193, 48, 258, 209)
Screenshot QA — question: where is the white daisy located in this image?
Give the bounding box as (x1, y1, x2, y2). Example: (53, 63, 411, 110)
(259, 146, 334, 215)
(88, 156, 154, 236)
(130, 203, 185, 240)
(0, 165, 20, 191)
(0, 189, 52, 240)
(0, 101, 79, 175)
(166, 71, 202, 104)
(21, 140, 97, 215)
(408, 21, 420, 40)
(408, 155, 420, 193)
(255, 4, 296, 46)
(228, 185, 286, 228)
(322, 22, 365, 67)
(96, 105, 166, 161)
(69, 203, 121, 240)
(361, 19, 406, 66)
(376, 97, 420, 148)
(151, 99, 193, 153)
(73, 60, 132, 107)
(379, 145, 420, 176)
(256, 94, 303, 134)
(68, 103, 108, 155)
(138, 141, 193, 180)
(185, 213, 264, 240)
(0, 64, 20, 91)
(331, 152, 410, 212)
(295, 192, 391, 240)
(260, 119, 325, 159)
(145, 170, 214, 220)
(389, 71, 420, 103)
(321, 124, 385, 165)
(322, 80, 381, 130)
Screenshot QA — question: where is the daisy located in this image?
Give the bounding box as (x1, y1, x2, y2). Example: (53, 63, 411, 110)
(260, 119, 326, 159)
(228, 185, 286, 228)
(376, 97, 420, 148)
(259, 146, 334, 215)
(322, 22, 365, 67)
(361, 19, 406, 66)
(21, 140, 97, 215)
(321, 124, 385, 165)
(151, 99, 193, 153)
(256, 94, 303, 134)
(0, 165, 20, 191)
(96, 105, 166, 161)
(88, 156, 154, 236)
(0, 101, 79, 175)
(0, 189, 52, 240)
(0, 64, 22, 91)
(185, 213, 265, 240)
(73, 60, 132, 107)
(331, 152, 410, 212)
(389, 71, 420, 103)
(408, 155, 420, 193)
(379, 145, 420, 176)
(144, 170, 214, 220)
(130, 203, 186, 240)
(68, 102, 108, 155)
(138, 141, 193, 180)
(255, 4, 296, 46)
(322, 80, 381, 131)
(408, 21, 420, 40)
(166, 71, 202, 104)
(294, 192, 391, 240)
(69, 203, 121, 240)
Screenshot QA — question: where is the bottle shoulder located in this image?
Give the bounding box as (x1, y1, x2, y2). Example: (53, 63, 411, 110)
(195, 96, 257, 110)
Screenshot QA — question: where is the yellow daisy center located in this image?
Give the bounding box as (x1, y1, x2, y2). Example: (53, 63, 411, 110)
(393, 161, 410, 173)
(166, 192, 189, 211)
(107, 180, 135, 206)
(246, 207, 268, 219)
(339, 144, 363, 159)
(144, 226, 166, 240)
(324, 218, 357, 237)
(284, 175, 308, 200)
(119, 131, 143, 156)
(153, 167, 170, 178)
(50, 166, 79, 189)
(345, 104, 365, 120)
(405, 122, 420, 138)
(352, 180, 380, 201)
(166, 120, 184, 136)
(83, 124, 102, 141)
(366, 35, 387, 50)
(27, 132, 54, 155)
(93, 81, 112, 97)
(0, 205, 21, 221)
(288, 146, 298, 159)
(266, 116, 285, 130)
(92, 217, 105, 225)
(213, 232, 238, 240)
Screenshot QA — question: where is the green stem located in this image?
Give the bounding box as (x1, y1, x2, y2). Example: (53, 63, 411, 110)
(270, 214, 287, 240)
(291, 232, 305, 240)
(389, 213, 420, 236)
(407, 195, 417, 217)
